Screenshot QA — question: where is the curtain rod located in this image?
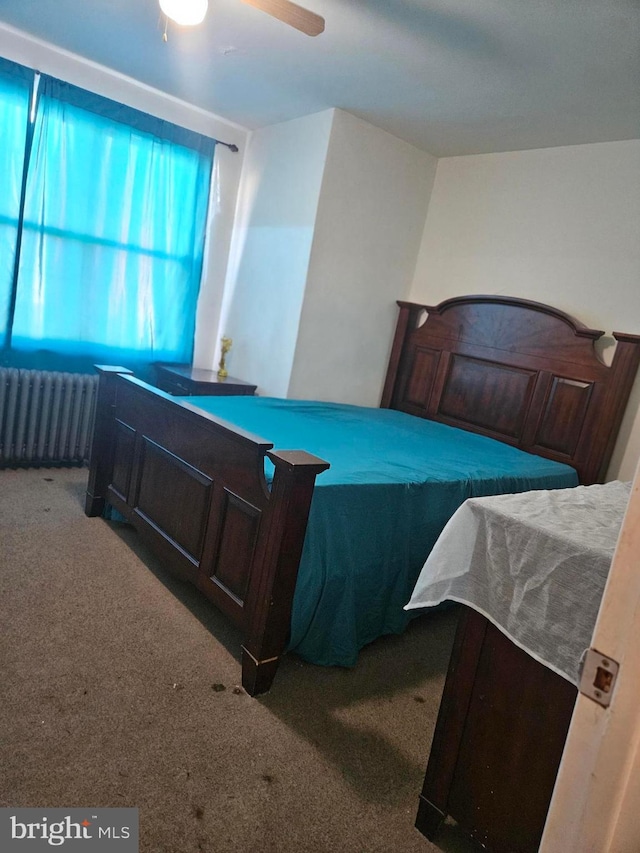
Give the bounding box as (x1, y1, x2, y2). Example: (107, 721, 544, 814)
(23, 65, 240, 154)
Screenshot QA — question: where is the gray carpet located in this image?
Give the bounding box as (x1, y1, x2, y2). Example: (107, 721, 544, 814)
(0, 467, 480, 852)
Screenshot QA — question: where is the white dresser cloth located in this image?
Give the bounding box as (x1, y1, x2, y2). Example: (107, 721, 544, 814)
(405, 480, 631, 685)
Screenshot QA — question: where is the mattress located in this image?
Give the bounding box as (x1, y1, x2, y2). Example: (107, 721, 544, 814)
(183, 396, 580, 666)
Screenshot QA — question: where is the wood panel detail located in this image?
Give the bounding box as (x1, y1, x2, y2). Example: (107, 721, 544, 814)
(212, 489, 261, 604)
(135, 438, 212, 562)
(438, 355, 536, 439)
(111, 419, 136, 502)
(404, 347, 441, 409)
(536, 377, 593, 457)
(417, 608, 577, 853)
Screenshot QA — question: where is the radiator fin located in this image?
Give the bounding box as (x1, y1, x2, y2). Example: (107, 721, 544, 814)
(0, 369, 98, 468)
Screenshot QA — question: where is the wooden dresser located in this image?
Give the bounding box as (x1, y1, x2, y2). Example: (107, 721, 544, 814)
(153, 363, 257, 397)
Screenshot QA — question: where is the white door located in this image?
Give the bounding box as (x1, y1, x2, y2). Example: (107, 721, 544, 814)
(540, 459, 640, 852)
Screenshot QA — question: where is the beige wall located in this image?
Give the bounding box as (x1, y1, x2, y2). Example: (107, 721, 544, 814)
(288, 110, 437, 404)
(220, 109, 437, 402)
(409, 140, 640, 479)
(216, 110, 334, 397)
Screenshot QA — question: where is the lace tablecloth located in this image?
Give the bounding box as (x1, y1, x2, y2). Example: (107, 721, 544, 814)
(406, 481, 630, 684)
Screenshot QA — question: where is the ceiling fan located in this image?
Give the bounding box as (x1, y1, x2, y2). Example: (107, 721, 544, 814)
(159, 0, 325, 36)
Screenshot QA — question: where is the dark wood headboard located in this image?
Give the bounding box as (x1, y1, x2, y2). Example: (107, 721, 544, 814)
(381, 296, 640, 485)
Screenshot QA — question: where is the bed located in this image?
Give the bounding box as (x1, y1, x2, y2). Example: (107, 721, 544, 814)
(406, 480, 632, 853)
(84, 295, 640, 695)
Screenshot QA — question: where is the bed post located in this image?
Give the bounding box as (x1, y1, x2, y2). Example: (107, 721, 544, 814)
(380, 301, 426, 408)
(85, 365, 133, 517)
(595, 332, 640, 482)
(241, 449, 329, 696)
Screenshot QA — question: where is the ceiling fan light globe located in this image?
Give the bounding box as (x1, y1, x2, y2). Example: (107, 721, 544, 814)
(159, 0, 208, 26)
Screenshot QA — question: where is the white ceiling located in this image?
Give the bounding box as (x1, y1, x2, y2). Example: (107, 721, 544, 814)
(0, 0, 638, 157)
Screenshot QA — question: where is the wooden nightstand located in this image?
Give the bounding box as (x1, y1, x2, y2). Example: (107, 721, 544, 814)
(154, 363, 257, 397)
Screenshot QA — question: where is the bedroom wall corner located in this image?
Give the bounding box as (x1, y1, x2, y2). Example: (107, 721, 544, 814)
(214, 109, 334, 397)
(193, 144, 246, 371)
(408, 140, 640, 479)
(287, 109, 437, 405)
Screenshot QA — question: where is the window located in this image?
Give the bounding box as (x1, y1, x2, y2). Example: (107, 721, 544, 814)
(1, 62, 215, 377)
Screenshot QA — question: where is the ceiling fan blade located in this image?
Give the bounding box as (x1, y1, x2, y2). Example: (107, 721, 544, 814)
(240, 0, 325, 36)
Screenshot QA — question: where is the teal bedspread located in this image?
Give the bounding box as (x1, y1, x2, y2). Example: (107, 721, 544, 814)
(181, 397, 579, 667)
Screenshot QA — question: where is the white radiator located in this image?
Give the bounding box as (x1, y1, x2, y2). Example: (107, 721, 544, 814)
(0, 368, 98, 468)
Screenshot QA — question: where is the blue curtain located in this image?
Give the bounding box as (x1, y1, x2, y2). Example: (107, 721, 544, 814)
(4, 72, 214, 376)
(0, 59, 32, 348)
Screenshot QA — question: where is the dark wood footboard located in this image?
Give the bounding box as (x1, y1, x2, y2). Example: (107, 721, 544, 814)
(85, 366, 329, 695)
